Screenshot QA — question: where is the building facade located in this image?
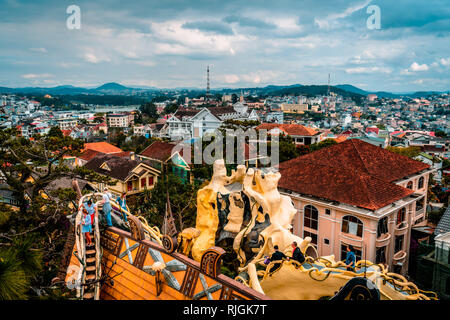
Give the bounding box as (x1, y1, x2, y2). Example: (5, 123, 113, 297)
(278, 139, 433, 275)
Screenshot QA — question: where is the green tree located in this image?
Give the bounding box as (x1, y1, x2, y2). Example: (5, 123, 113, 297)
(48, 126, 64, 138)
(133, 174, 201, 231)
(140, 102, 158, 121)
(309, 138, 338, 152)
(164, 103, 179, 115)
(386, 146, 421, 159)
(0, 128, 111, 299)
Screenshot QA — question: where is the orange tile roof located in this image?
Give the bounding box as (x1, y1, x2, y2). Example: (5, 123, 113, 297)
(84, 142, 122, 154)
(256, 123, 318, 136)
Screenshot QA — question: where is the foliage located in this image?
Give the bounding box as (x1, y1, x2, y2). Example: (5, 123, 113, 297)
(309, 139, 338, 152)
(427, 206, 447, 225)
(435, 130, 447, 138)
(139, 102, 158, 122)
(386, 146, 421, 159)
(164, 103, 179, 115)
(133, 174, 201, 231)
(120, 135, 157, 154)
(276, 134, 301, 163)
(0, 249, 28, 300)
(0, 128, 111, 299)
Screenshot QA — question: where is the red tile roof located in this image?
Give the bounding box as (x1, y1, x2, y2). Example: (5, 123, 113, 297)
(79, 149, 132, 162)
(140, 141, 177, 162)
(256, 123, 318, 136)
(278, 139, 430, 210)
(84, 142, 122, 154)
(79, 149, 102, 162)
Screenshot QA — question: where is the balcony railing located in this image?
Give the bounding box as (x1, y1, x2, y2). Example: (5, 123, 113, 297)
(393, 250, 407, 261)
(376, 233, 391, 247)
(395, 222, 408, 235)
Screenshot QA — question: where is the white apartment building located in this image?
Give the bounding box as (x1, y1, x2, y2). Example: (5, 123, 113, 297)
(166, 105, 259, 141)
(107, 113, 134, 128)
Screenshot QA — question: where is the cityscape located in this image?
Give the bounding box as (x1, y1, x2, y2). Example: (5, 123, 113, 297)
(0, 0, 449, 308)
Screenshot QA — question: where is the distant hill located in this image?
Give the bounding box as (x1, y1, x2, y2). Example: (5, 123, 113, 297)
(1, 82, 447, 99)
(96, 82, 129, 91)
(266, 85, 365, 100)
(335, 84, 369, 95)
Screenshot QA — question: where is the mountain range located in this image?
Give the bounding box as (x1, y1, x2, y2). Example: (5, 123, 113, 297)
(0, 82, 447, 98)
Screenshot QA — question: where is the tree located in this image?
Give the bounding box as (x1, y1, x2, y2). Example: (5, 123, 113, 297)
(140, 102, 158, 121)
(132, 174, 201, 231)
(309, 138, 338, 152)
(0, 128, 111, 299)
(386, 146, 421, 159)
(164, 103, 179, 115)
(48, 126, 63, 138)
(269, 134, 300, 163)
(435, 130, 447, 138)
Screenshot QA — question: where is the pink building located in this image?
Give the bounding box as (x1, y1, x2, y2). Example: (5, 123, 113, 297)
(278, 139, 433, 275)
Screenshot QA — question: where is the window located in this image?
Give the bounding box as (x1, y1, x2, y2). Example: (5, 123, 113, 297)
(396, 208, 406, 225)
(127, 181, 132, 192)
(141, 178, 147, 188)
(418, 176, 424, 189)
(395, 235, 404, 252)
(325, 209, 331, 215)
(342, 216, 363, 237)
(377, 217, 389, 237)
(324, 239, 330, 245)
(303, 230, 317, 245)
(406, 181, 413, 189)
(304, 205, 318, 230)
(148, 176, 154, 186)
(375, 246, 386, 264)
(340, 244, 362, 261)
(415, 198, 424, 212)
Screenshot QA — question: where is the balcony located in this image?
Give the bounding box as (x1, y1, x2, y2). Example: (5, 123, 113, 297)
(376, 233, 391, 247)
(340, 233, 363, 248)
(393, 250, 407, 263)
(415, 207, 425, 217)
(394, 222, 408, 236)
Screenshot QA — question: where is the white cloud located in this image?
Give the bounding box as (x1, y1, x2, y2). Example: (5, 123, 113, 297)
(440, 58, 450, 66)
(345, 67, 391, 74)
(224, 74, 240, 84)
(135, 60, 155, 67)
(29, 47, 47, 53)
(83, 53, 110, 64)
(21, 73, 51, 79)
(410, 62, 429, 72)
(314, 0, 371, 30)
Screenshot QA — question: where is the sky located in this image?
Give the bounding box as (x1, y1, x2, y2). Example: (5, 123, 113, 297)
(0, 0, 449, 92)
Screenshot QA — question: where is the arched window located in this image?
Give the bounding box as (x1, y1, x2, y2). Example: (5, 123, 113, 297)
(342, 216, 363, 237)
(406, 181, 413, 189)
(418, 177, 424, 189)
(397, 207, 406, 225)
(304, 205, 318, 230)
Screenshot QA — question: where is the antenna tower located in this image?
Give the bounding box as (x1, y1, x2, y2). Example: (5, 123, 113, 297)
(206, 65, 210, 100)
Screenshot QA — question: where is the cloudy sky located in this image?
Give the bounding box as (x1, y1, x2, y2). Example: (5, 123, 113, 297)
(0, 0, 449, 92)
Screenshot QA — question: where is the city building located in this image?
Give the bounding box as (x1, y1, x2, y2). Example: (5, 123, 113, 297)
(278, 139, 434, 275)
(256, 123, 320, 145)
(84, 154, 160, 196)
(107, 112, 134, 128)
